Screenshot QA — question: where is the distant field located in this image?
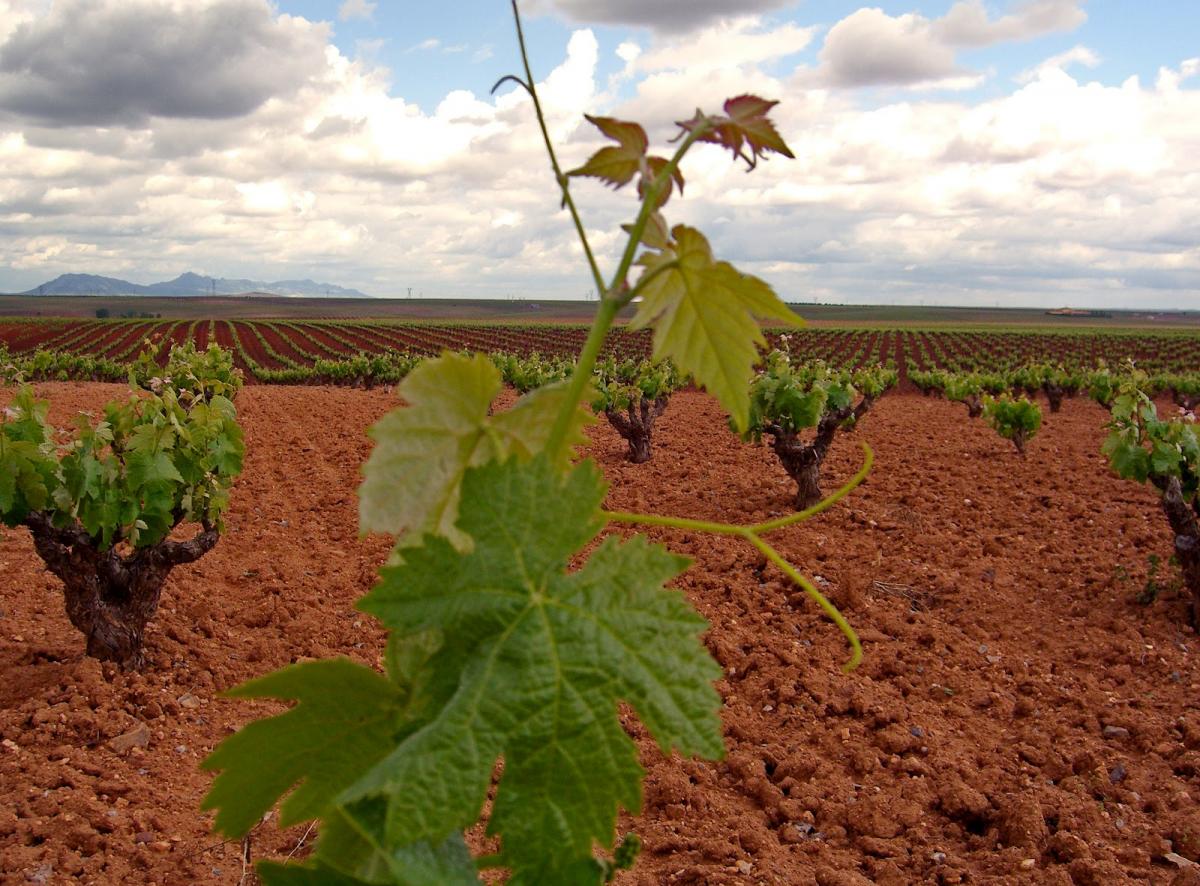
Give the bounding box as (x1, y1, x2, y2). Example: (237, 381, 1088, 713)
(1, 293, 1198, 329)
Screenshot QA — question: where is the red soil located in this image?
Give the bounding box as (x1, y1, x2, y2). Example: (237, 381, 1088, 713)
(96, 324, 155, 361)
(254, 324, 310, 365)
(1, 387, 1198, 885)
(230, 322, 284, 371)
(0, 322, 82, 352)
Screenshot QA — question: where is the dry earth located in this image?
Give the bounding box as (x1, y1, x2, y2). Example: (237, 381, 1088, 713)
(2, 384, 1199, 885)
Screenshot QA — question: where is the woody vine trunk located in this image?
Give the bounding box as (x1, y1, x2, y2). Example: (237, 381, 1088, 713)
(769, 395, 876, 509)
(1012, 429, 1030, 455)
(24, 513, 219, 669)
(1174, 391, 1200, 412)
(604, 395, 669, 464)
(1155, 477, 1200, 626)
(1043, 382, 1065, 413)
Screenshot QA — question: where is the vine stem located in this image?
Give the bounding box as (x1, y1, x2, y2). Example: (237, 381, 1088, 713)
(509, 0, 605, 297)
(525, 53, 710, 456)
(506, 2, 864, 669)
(604, 443, 873, 671)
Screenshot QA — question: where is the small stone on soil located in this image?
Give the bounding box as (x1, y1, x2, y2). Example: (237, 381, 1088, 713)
(108, 723, 150, 753)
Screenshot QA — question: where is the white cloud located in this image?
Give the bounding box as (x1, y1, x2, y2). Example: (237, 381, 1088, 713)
(526, 0, 798, 34)
(815, 8, 967, 89)
(635, 17, 814, 74)
(0, 2, 1197, 308)
(811, 0, 1086, 89)
(337, 0, 375, 22)
(1016, 45, 1100, 83)
(0, 0, 328, 125)
(934, 0, 1087, 47)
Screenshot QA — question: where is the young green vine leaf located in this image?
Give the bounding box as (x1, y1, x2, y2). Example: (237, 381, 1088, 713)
(201, 658, 419, 838)
(629, 225, 802, 432)
(348, 456, 722, 883)
(358, 352, 592, 551)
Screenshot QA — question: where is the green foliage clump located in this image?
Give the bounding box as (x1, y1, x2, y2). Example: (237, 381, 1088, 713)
(1088, 361, 1121, 409)
(739, 351, 894, 507)
(1102, 368, 1200, 622)
(591, 357, 684, 463)
(742, 352, 894, 443)
(591, 356, 682, 413)
(491, 351, 574, 393)
(982, 394, 1042, 454)
(130, 339, 244, 404)
(1, 344, 244, 666)
(2, 371, 243, 547)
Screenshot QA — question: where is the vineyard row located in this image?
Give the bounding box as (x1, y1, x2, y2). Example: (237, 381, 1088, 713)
(1, 318, 1197, 384)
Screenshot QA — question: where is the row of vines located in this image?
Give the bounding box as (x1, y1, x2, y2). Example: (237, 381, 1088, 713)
(2, 317, 1199, 384)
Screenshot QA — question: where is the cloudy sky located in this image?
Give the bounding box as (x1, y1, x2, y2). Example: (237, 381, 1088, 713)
(0, 0, 1197, 308)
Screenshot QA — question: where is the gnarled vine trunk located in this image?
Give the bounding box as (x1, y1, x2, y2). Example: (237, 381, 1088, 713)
(604, 395, 669, 464)
(1156, 476, 1200, 626)
(768, 395, 877, 509)
(1011, 429, 1030, 456)
(1174, 391, 1200, 412)
(24, 513, 218, 669)
(1043, 383, 1065, 413)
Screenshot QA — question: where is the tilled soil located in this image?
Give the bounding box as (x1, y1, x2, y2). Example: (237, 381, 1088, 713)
(2, 384, 1199, 885)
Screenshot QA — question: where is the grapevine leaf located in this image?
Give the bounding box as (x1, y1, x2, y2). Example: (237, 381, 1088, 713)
(259, 808, 479, 886)
(349, 457, 723, 883)
(202, 659, 406, 838)
(1152, 439, 1183, 476)
(2, 386, 51, 444)
(721, 95, 795, 165)
(568, 116, 648, 189)
(0, 436, 50, 523)
(258, 861, 371, 886)
(638, 155, 685, 209)
(359, 354, 591, 551)
(677, 95, 794, 170)
(491, 378, 596, 472)
(325, 805, 479, 885)
(1103, 435, 1150, 482)
(780, 387, 827, 430)
(359, 353, 498, 548)
(630, 225, 802, 432)
(622, 212, 670, 250)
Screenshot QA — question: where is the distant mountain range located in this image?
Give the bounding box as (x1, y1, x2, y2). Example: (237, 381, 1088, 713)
(22, 272, 371, 298)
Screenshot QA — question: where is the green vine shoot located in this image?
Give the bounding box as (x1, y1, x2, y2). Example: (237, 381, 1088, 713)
(200, 3, 872, 882)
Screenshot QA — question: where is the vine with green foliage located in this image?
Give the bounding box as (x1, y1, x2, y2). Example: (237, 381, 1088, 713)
(0, 342, 244, 668)
(1103, 367, 1200, 622)
(200, 4, 871, 883)
(740, 348, 895, 508)
(591, 357, 684, 463)
(981, 394, 1042, 455)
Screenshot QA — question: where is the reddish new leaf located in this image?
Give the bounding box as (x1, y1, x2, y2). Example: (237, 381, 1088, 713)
(638, 156, 685, 209)
(678, 95, 794, 170)
(568, 115, 649, 189)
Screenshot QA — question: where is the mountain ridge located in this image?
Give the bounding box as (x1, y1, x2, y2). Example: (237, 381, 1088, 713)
(22, 272, 371, 298)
